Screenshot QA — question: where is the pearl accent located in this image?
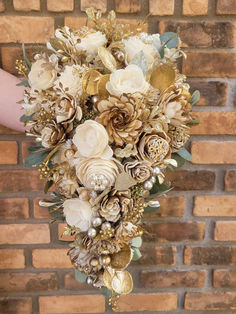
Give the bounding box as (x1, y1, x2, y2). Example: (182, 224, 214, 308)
(90, 257, 99, 267)
(88, 227, 97, 238)
(99, 255, 111, 266)
(91, 96, 99, 104)
(153, 166, 160, 175)
(86, 276, 93, 285)
(92, 217, 102, 227)
(144, 180, 153, 190)
(101, 222, 111, 230)
(150, 176, 156, 184)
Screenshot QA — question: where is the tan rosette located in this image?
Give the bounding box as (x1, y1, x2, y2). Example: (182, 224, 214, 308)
(96, 95, 144, 146)
(41, 120, 66, 148)
(138, 131, 171, 165)
(55, 94, 82, 125)
(168, 124, 189, 152)
(103, 267, 133, 295)
(99, 190, 133, 222)
(84, 235, 122, 255)
(124, 159, 153, 183)
(115, 221, 139, 243)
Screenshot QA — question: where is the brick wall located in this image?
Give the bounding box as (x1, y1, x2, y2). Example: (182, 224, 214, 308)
(0, 0, 236, 313)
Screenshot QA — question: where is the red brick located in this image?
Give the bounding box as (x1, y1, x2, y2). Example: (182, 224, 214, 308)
(0, 198, 29, 219)
(141, 270, 205, 288)
(0, 124, 22, 135)
(116, 293, 177, 312)
(0, 224, 50, 244)
(144, 196, 184, 219)
(0, 16, 54, 43)
(21, 140, 36, 163)
(214, 222, 236, 241)
(184, 246, 236, 265)
(58, 223, 74, 242)
(64, 17, 87, 30)
(225, 170, 236, 191)
(190, 112, 236, 135)
(1, 46, 36, 75)
(166, 170, 215, 190)
(137, 246, 176, 266)
(34, 198, 51, 219)
(183, 52, 236, 78)
(149, 0, 175, 15)
(183, 0, 208, 15)
(0, 0, 5, 12)
(159, 21, 236, 48)
(81, 0, 107, 13)
(0, 272, 58, 292)
(0, 141, 17, 164)
(115, 0, 141, 13)
(194, 195, 236, 217)
(39, 295, 105, 313)
(189, 80, 227, 106)
(13, 0, 40, 11)
(216, 0, 236, 14)
(191, 142, 236, 164)
(144, 222, 205, 242)
(213, 269, 236, 288)
(185, 292, 236, 310)
(64, 271, 91, 290)
(0, 297, 32, 314)
(32, 249, 71, 268)
(0, 170, 43, 192)
(47, 0, 74, 12)
(0, 249, 25, 269)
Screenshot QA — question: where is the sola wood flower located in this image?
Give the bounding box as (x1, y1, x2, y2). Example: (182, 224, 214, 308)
(19, 7, 199, 311)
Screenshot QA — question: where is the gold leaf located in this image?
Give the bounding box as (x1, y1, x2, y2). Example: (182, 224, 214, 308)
(110, 244, 132, 270)
(103, 268, 114, 290)
(111, 270, 133, 295)
(150, 64, 175, 92)
(98, 74, 110, 98)
(49, 38, 65, 52)
(114, 171, 136, 191)
(82, 70, 102, 95)
(98, 47, 117, 72)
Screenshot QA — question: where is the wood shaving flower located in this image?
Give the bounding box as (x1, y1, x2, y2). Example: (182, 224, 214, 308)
(138, 131, 171, 165)
(55, 95, 82, 124)
(124, 159, 153, 183)
(168, 125, 189, 152)
(96, 95, 143, 146)
(116, 221, 138, 243)
(75, 158, 119, 190)
(100, 190, 133, 222)
(41, 121, 65, 148)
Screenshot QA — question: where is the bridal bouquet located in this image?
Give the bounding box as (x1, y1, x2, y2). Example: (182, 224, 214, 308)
(18, 8, 199, 310)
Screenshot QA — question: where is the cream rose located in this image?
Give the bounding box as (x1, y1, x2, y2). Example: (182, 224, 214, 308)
(54, 65, 84, 97)
(28, 58, 57, 91)
(73, 120, 113, 159)
(63, 198, 94, 232)
(123, 36, 158, 67)
(76, 31, 107, 56)
(106, 64, 149, 97)
(165, 101, 182, 119)
(75, 158, 119, 190)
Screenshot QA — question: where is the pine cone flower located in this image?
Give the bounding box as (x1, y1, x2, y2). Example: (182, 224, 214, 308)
(100, 190, 133, 222)
(96, 95, 143, 146)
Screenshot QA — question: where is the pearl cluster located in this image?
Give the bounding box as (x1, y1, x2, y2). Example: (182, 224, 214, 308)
(143, 166, 160, 191)
(90, 174, 109, 191)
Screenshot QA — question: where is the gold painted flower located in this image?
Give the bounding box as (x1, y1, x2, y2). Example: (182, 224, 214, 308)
(41, 121, 65, 148)
(124, 159, 153, 183)
(96, 95, 144, 146)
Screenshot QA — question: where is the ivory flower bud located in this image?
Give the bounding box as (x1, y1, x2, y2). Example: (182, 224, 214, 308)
(76, 31, 107, 56)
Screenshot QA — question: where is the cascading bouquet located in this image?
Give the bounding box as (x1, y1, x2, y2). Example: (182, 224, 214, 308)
(18, 8, 200, 310)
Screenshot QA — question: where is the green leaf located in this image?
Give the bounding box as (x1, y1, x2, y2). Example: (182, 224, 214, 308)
(187, 119, 200, 126)
(171, 153, 185, 168)
(74, 269, 87, 282)
(177, 148, 192, 162)
(149, 181, 169, 195)
(131, 237, 142, 248)
(191, 90, 200, 106)
(44, 180, 54, 194)
(144, 205, 160, 213)
(20, 114, 34, 123)
(24, 149, 51, 168)
(48, 207, 64, 221)
(160, 32, 178, 49)
(22, 43, 31, 72)
(16, 80, 29, 87)
(130, 50, 147, 74)
(100, 288, 112, 298)
(159, 46, 165, 58)
(132, 248, 142, 261)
